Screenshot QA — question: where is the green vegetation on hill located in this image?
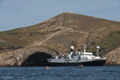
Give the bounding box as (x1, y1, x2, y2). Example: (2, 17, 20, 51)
(0, 42, 14, 48)
(89, 30, 120, 53)
(100, 30, 120, 47)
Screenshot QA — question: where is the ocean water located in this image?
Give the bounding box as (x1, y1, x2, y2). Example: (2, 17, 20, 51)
(0, 66, 120, 80)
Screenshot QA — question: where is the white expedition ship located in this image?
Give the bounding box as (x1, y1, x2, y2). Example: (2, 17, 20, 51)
(47, 45, 107, 66)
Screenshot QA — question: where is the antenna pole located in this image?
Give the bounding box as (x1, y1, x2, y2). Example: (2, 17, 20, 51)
(82, 45, 87, 53)
(96, 46, 100, 57)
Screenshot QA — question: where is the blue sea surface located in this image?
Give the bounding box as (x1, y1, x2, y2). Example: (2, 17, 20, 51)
(0, 66, 120, 80)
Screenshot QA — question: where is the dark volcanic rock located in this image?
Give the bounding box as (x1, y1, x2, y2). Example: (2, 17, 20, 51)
(21, 52, 52, 66)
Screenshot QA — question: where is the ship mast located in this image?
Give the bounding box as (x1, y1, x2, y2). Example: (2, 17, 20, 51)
(96, 46, 100, 57)
(82, 44, 87, 54)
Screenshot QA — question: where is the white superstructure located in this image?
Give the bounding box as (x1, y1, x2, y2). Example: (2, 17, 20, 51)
(48, 45, 107, 64)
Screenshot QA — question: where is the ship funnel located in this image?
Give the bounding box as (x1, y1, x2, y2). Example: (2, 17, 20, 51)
(96, 46, 100, 57)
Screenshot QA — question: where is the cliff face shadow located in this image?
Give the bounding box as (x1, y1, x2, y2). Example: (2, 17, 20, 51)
(21, 52, 52, 66)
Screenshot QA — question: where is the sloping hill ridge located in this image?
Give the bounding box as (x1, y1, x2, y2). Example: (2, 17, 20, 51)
(0, 12, 120, 58)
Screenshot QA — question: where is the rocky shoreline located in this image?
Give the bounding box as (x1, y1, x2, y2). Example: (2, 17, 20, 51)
(0, 46, 120, 67)
(0, 46, 55, 66)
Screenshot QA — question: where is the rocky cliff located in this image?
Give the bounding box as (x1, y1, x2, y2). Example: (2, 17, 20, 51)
(0, 46, 56, 66)
(104, 47, 120, 65)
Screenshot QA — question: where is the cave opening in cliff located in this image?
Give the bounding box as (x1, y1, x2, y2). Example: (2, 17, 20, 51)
(21, 52, 53, 66)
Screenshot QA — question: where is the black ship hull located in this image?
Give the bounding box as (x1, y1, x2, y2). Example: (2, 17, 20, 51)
(47, 59, 106, 66)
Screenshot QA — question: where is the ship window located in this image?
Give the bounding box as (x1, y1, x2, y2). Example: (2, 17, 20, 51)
(84, 54, 92, 56)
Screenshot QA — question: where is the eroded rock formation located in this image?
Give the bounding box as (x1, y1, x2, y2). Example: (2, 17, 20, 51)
(0, 46, 56, 66)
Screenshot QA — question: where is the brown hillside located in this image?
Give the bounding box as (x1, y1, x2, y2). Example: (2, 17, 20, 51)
(0, 12, 120, 54)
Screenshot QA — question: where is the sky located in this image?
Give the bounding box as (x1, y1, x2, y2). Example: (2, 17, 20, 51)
(0, 0, 120, 31)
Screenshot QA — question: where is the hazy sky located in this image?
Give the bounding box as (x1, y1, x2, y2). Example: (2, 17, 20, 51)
(0, 0, 120, 31)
